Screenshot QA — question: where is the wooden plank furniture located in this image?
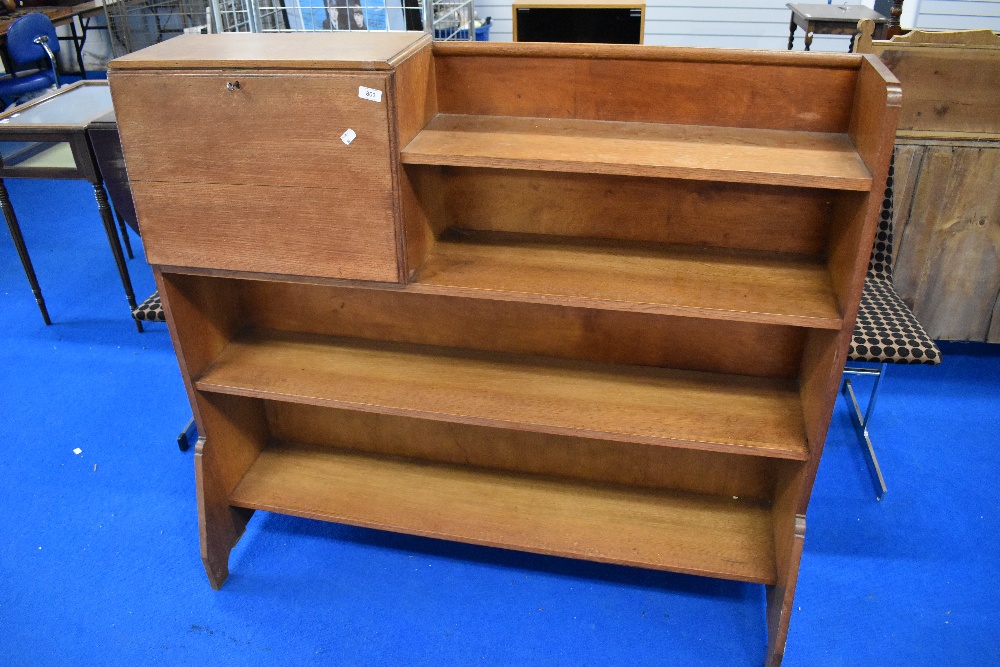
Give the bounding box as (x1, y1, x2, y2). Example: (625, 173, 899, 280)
(786, 3, 887, 52)
(856, 22, 1000, 342)
(108, 33, 900, 666)
(512, 0, 644, 44)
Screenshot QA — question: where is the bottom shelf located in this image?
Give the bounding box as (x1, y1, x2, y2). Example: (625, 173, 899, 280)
(229, 441, 778, 585)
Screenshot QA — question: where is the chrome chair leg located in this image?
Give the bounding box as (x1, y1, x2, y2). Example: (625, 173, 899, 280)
(842, 363, 888, 500)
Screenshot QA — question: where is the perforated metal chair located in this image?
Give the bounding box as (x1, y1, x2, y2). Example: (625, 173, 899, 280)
(843, 157, 941, 500)
(0, 13, 61, 106)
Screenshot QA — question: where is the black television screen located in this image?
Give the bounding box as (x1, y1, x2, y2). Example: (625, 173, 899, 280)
(515, 7, 643, 45)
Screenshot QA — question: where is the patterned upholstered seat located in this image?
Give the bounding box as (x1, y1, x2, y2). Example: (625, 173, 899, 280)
(843, 157, 941, 500)
(848, 160, 941, 366)
(132, 292, 167, 323)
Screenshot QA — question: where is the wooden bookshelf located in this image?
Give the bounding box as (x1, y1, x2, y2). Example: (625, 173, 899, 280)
(400, 114, 872, 190)
(109, 34, 900, 666)
(230, 441, 778, 584)
(196, 329, 810, 459)
(411, 230, 843, 328)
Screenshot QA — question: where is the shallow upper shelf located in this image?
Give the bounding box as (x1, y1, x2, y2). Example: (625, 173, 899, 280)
(401, 114, 873, 190)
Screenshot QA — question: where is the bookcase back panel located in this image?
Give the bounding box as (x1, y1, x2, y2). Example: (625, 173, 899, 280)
(432, 49, 858, 133)
(410, 166, 835, 256)
(236, 278, 806, 378)
(265, 400, 794, 501)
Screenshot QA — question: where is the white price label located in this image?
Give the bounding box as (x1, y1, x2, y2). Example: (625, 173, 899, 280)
(341, 128, 357, 145)
(358, 86, 383, 103)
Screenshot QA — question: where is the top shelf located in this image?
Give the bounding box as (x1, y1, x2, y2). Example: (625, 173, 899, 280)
(400, 114, 873, 191)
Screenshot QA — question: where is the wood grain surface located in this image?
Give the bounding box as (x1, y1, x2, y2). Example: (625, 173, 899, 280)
(108, 32, 430, 70)
(132, 181, 400, 282)
(894, 145, 1000, 341)
(111, 71, 393, 188)
(401, 114, 872, 190)
(432, 47, 859, 133)
(409, 166, 835, 255)
(266, 401, 792, 500)
(195, 329, 810, 459)
(412, 230, 843, 329)
(229, 441, 779, 584)
(239, 277, 806, 378)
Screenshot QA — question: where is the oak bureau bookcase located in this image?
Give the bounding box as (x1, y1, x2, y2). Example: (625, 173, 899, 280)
(108, 31, 900, 666)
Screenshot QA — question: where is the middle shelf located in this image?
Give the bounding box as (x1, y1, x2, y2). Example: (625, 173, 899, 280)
(195, 329, 810, 460)
(409, 230, 843, 329)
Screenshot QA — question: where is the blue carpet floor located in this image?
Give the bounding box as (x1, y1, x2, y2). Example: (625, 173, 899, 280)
(1, 176, 998, 666)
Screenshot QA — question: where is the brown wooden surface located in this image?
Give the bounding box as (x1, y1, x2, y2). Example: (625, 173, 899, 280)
(432, 46, 859, 133)
(409, 167, 834, 255)
(266, 401, 791, 500)
(402, 114, 872, 190)
(240, 278, 806, 378)
(132, 182, 400, 282)
(392, 42, 440, 278)
(857, 27, 1000, 139)
(111, 70, 402, 281)
(108, 32, 430, 70)
(110, 71, 393, 188)
(893, 144, 1000, 342)
(230, 441, 778, 584)
(196, 329, 810, 459)
(115, 36, 904, 663)
(412, 230, 842, 329)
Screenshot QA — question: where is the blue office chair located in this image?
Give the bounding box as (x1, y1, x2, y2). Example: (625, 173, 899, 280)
(0, 13, 61, 106)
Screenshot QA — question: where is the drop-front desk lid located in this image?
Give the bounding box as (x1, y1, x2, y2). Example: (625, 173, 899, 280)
(108, 31, 431, 71)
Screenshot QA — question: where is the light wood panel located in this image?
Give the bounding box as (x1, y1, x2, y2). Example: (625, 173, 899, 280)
(401, 114, 872, 190)
(266, 401, 790, 500)
(229, 441, 779, 584)
(240, 278, 805, 378)
(132, 182, 400, 282)
(412, 230, 842, 329)
(432, 44, 859, 133)
(109, 32, 430, 70)
(110, 71, 393, 188)
(409, 167, 835, 256)
(196, 329, 810, 459)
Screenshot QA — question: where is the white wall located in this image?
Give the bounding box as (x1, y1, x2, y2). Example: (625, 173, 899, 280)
(475, 0, 1000, 51)
(911, 0, 1000, 30)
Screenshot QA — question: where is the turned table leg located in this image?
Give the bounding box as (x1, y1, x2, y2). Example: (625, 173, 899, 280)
(787, 17, 796, 49)
(0, 178, 51, 325)
(93, 182, 143, 332)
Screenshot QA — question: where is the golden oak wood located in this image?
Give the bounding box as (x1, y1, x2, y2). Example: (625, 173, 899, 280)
(111, 35, 901, 667)
(238, 278, 806, 378)
(410, 167, 835, 256)
(413, 230, 843, 329)
(131, 181, 401, 282)
(110, 71, 395, 188)
(195, 330, 811, 460)
(230, 441, 779, 584)
(109, 31, 431, 70)
(265, 402, 792, 500)
(401, 114, 872, 190)
(432, 45, 859, 133)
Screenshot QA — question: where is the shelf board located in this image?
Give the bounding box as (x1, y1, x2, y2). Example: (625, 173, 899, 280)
(195, 329, 810, 460)
(400, 114, 872, 190)
(410, 230, 843, 329)
(230, 441, 779, 584)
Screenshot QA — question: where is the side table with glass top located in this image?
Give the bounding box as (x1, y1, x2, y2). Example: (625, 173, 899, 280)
(0, 80, 142, 331)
